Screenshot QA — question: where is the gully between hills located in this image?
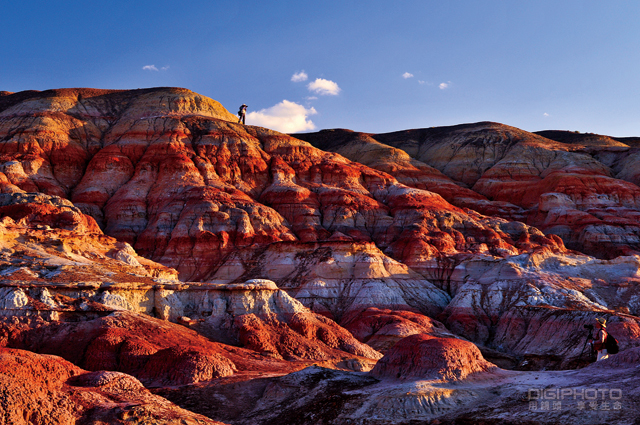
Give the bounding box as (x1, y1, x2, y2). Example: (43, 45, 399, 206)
(0, 87, 639, 425)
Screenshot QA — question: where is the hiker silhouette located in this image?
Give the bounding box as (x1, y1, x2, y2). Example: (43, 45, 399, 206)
(238, 104, 247, 124)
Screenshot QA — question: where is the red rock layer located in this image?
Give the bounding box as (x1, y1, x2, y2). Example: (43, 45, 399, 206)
(341, 307, 456, 353)
(370, 334, 495, 380)
(0, 90, 565, 283)
(0, 311, 298, 387)
(302, 122, 640, 259)
(490, 306, 640, 369)
(0, 347, 225, 424)
(0, 192, 178, 284)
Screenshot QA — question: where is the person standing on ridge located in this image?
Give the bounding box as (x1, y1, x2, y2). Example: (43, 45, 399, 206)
(238, 104, 247, 124)
(590, 317, 609, 361)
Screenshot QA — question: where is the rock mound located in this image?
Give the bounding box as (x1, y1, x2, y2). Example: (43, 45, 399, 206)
(371, 334, 495, 381)
(0, 310, 295, 387)
(0, 347, 225, 424)
(342, 307, 456, 353)
(166, 280, 383, 364)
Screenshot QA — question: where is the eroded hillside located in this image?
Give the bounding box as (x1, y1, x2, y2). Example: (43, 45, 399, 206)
(2, 88, 640, 424)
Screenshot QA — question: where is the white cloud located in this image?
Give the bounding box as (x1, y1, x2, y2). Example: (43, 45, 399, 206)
(418, 80, 426, 85)
(291, 71, 308, 82)
(543, 112, 550, 117)
(307, 78, 341, 96)
(143, 65, 169, 71)
(402, 72, 414, 79)
(439, 81, 451, 90)
(305, 96, 318, 101)
(246, 100, 317, 133)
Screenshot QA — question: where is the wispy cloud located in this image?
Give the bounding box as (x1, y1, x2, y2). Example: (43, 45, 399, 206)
(143, 65, 169, 72)
(307, 78, 341, 96)
(543, 112, 550, 117)
(291, 71, 308, 82)
(402, 72, 414, 79)
(439, 81, 451, 90)
(418, 80, 426, 85)
(247, 100, 317, 133)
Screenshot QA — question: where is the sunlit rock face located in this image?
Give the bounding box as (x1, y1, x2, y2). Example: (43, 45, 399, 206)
(4, 88, 640, 424)
(341, 307, 459, 353)
(370, 334, 495, 381)
(0, 192, 178, 298)
(155, 279, 382, 365)
(1, 91, 567, 284)
(300, 122, 640, 259)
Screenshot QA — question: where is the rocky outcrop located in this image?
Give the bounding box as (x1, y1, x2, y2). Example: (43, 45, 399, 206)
(0, 192, 101, 232)
(4, 87, 640, 424)
(207, 241, 451, 322)
(0, 278, 381, 373)
(158, 279, 382, 365)
(341, 307, 457, 353)
(1, 91, 566, 284)
(0, 310, 297, 387)
(0, 347, 225, 425)
(370, 334, 495, 380)
(301, 122, 640, 259)
(158, 352, 640, 424)
(0, 191, 178, 286)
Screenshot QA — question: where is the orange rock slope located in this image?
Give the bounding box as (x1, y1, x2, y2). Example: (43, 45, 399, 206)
(0, 89, 565, 283)
(3, 87, 640, 424)
(299, 122, 640, 259)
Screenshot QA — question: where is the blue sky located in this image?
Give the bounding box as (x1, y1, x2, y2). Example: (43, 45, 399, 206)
(2, 0, 640, 135)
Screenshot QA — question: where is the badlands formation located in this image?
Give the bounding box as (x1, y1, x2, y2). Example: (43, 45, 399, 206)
(1, 87, 639, 424)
